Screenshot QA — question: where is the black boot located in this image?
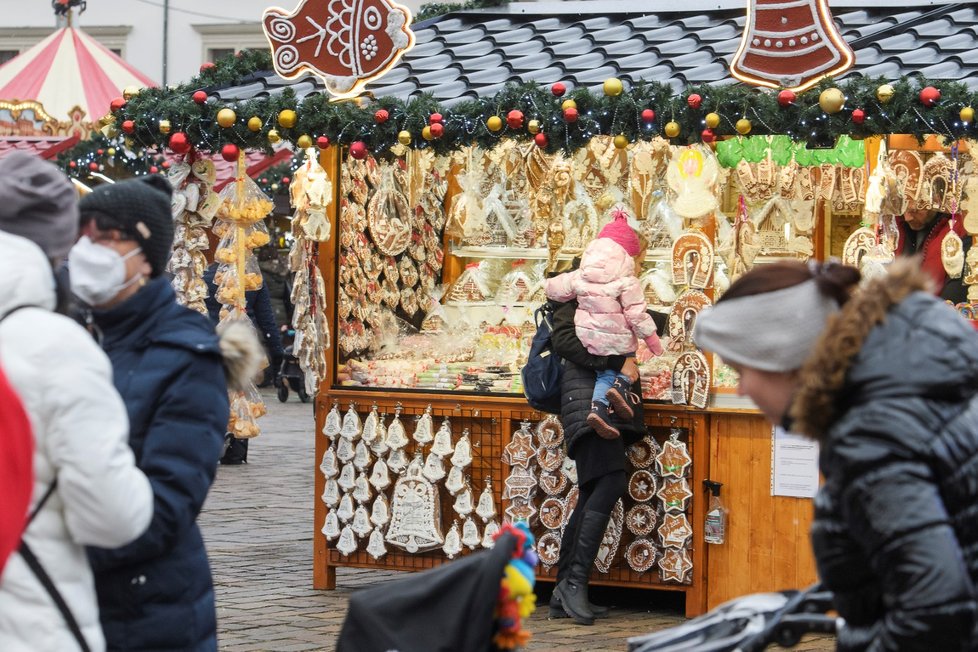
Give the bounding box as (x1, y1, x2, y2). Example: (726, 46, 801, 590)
(586, 402, 620, 439)
(605, 376, 639, 420)
(549, 515, 609, 619)
(553, 510, 610, 625)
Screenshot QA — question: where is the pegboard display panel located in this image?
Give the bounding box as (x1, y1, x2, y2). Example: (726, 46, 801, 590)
(526, 411, 698, 589)
(320, 397, 507, 573)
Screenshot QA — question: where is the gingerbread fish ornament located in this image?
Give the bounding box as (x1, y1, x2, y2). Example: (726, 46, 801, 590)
(263, 0, 415, 98)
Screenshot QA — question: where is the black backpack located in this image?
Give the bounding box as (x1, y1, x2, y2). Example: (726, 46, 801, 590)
(521, 301, 563, 414)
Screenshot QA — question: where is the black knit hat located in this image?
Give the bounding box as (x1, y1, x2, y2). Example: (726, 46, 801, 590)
(78, 175, 174, 276)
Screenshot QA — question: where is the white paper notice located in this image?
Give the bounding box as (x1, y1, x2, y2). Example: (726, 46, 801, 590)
(771, 427, 820, 498)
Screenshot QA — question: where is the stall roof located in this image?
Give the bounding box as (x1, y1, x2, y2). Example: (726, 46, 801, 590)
(209, 0, 978, 106)
(0, 135, 80, 160)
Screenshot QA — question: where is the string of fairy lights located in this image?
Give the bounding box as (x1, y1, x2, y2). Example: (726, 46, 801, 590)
(57, 49, 978, 182)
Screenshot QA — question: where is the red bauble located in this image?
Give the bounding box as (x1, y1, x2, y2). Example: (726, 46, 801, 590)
(282, 177, 290, 184)
(149, 166, 159, 174)
(220, 143, 240, 162)
(701, 128, 716, 143)
(109, 97, 126, 113)
(551, 82, 566, 97)
(168, 132, 191, 154)
(641, 108, 656, 123)
(506, 110, 524, 130)
(89, 162, 98, 171)
(162, 161, 171, 169)
(349, 141, 368, 160)
(192, 90, 207, 104)
(69, 161, 77, 169)
(778, 89, 796, 107)
(121, 120, 135, 134)
(563, 107, 579, 123)
(687, 94, 702, 109)
(199, 62, 215, 72)
(96, 149, 104, 155)
(920, 86, 941, 107)
(429, 112, 443, 124)
(429, 122, 445, 138)
(852, 108, 866, 125)
(534, 133, 548, 148)
(317, 136, 330, 149)
(374, 109, 389, 124)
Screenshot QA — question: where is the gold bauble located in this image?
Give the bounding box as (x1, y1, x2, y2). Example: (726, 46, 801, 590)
(603, 78, 624, 97)
(158, 119, 171, 135)
(705, 112, 720, 129)
(961, 106, 975, 123)
(267, 129, 281, 144)
(819, 88, 845, 114)
(296, 134, 313, 149)
(613, 134, 628, 149)
(123, 85, 141, 100)
(528, 119, 540, 134)
(247, 116, 262, 132)
(487, 116, 503, 132)
(217, 108, 237, 128)
(664, 121, 681, 138)
(107, 147, 116, 156)
(876, 84, 895, 104)
(398, 130, 412, 145)
(422, 126, 433, 141)
(561, 99, 577, 111)
(277, 109, 297, 129)
(735, 118, 752, 135)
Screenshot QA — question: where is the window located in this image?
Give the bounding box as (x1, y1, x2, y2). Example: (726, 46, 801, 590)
(0, 50, 17, 65)
(194, 23, 268, 69)
(207, 47, 236, 63)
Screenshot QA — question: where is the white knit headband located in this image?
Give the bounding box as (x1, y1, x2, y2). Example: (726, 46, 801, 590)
(692, 279, 839, 372)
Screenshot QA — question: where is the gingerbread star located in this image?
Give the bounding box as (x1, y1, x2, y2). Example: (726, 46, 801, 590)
(658, 512, 693, 548)
(502, 428, 537, 469)
(657, 477, 693, 514)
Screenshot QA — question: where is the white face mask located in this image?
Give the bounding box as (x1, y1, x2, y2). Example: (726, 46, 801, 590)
(68, 236, 144, 307)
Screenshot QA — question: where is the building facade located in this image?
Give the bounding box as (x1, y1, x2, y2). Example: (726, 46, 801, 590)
(0, 0, 424, 86)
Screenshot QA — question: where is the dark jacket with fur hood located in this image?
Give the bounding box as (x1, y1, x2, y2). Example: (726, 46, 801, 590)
(789, 261, 978, 651)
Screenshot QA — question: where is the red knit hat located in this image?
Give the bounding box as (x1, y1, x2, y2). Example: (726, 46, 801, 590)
(597, 207, 640, 257)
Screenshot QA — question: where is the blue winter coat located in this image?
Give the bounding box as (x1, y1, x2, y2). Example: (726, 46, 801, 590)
(87, 277, 228, 652)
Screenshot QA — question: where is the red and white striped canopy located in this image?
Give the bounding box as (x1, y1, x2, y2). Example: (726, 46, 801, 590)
(0, 27, 155, 123)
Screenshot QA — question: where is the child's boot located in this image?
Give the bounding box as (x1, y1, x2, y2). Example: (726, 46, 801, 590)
(586, 401, 620, 439)
(606, 377, 639, 420)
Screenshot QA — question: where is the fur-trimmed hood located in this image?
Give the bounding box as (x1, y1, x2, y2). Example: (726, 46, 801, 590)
(790, 259, 978, 441)
(217, 320, 265, 392)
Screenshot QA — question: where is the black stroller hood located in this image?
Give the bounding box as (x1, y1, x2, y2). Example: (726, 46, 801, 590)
(336, 532, 519, 652)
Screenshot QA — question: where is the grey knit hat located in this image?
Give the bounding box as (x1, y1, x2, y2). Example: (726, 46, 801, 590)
(0, 151, 79, 259)
(78, 175, 174, 277)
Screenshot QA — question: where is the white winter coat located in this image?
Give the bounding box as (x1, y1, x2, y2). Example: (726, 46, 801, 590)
(0, 232, 153, 652)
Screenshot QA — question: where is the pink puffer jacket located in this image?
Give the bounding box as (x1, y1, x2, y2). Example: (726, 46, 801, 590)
(545, 238, 663, 357)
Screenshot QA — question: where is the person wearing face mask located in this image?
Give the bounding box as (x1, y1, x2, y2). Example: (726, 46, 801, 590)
(73, 176, 263, 652)
(693, 259, 978, 652)
(0, 152, 153, 652)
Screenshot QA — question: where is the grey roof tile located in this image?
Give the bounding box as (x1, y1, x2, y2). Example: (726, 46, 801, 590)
(213, 3, 978, 105)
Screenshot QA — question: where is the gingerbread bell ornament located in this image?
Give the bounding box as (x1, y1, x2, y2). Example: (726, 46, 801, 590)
(413, 404, 434, 444)
(360, 404, 381, 444)
(322, 402, 342, 439)
(366, 528, 388, 560)
(730, 0, 855, 92)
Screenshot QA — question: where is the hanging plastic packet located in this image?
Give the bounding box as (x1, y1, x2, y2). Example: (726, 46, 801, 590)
(704, 480, 727, 545)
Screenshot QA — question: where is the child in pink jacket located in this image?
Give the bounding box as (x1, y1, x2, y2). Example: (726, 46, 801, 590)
(545, 209, 663, 439)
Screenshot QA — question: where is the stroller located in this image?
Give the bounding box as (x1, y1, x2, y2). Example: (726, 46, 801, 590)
(275, 326, 309, 403)
(627, 584, 838, 652)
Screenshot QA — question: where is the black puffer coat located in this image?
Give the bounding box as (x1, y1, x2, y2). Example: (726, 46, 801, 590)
(551, 300, 647, 458)
(790, 262, 978, 651)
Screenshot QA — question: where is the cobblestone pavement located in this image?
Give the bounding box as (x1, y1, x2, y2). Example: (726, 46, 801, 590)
(199, 389, 835, 651)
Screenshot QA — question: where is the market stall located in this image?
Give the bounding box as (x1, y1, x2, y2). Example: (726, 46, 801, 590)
(104, 0, 978, 617)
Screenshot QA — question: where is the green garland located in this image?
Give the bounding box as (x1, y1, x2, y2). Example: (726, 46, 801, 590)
(80, 49, 978, 167)
(414, 0, 508, 23)
(57, 134, 166, 179)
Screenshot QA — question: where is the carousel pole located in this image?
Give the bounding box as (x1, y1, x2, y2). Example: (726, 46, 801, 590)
(162, 0, 170, 85)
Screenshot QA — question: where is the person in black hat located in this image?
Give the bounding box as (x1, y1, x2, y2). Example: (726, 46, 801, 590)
(73, 176, 263, 652)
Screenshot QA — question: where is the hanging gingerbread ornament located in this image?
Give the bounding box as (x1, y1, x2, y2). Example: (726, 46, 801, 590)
(475, 477, 497, 522)
(451, 429, 474, 468)
(351, 504, 373, 537)
(340, 403, 362, 440)
(369, 493, 391, 528)
(369, 458, 391, 491)
(322, 510, 341, 540)
(442, 521, 463, 559)
(445, 465, 466, 495)
(366, 528, 388, 560)
(412, 405, 434, 444)
(386, 453, 444, 553)
(730, 0, 855, 92)
(481, 520, 500, 549)
(385, 405, 409, 449)
(431, 418, 455, 457)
